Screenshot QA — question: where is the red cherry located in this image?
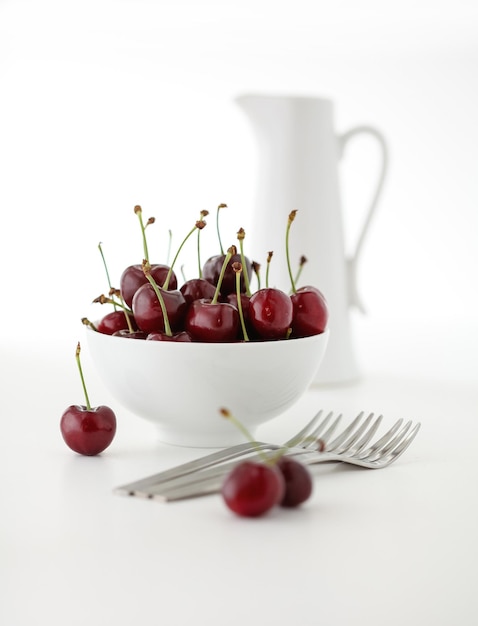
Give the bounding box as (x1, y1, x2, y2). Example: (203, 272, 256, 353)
(221, 461, 285, 517)
(290, 286, 328, 338)
(180, 277, 217, 306)
(276, 456, 313, 507)
(202, 253, 252, 296)
(60, 405, 116, 456)
(60, 343, 116, 456)
(248, 288, 293, 340)
(96, 310, 137, 335)
(132, 283, 187, 334)
(185, 299, 239, 342)
(120, 263, 177, 308)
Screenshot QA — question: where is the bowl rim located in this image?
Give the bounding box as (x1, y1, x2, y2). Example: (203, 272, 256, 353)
(86, 324, 329, 350)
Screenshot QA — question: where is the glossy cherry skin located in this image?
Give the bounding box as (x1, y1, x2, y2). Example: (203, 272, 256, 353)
(132, 283, 188, 334)
(146, 331, 192, 342)
(202, 254, 252, 296)
(248, 288, 293, 340)
(96, 310, 137, 335)
(185, 299, 239, 342)
(120, 263, 177, 308)
(60, 405, 116, 456)
(221, 461, 285, 517)
(276, 457, 313, 507)
(180, 278, 217, 306)
(290, 286, 328, 338)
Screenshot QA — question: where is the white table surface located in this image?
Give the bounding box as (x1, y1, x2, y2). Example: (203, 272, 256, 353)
(2, 318, 477, 626)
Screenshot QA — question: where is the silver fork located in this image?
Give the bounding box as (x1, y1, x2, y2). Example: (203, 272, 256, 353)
(114, 409, 335, 496)
(138, 414, 421, 501)
(137, 413, 420, 502)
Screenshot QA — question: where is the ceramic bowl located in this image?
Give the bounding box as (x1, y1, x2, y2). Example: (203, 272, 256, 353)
(86, 328, 329, 447)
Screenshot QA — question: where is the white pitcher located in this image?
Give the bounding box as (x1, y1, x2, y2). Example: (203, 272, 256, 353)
(235, 94, 388, 385)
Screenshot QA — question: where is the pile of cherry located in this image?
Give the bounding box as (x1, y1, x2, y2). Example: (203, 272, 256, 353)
(86, 204, 328, 344)
(61, 204, 329, 518)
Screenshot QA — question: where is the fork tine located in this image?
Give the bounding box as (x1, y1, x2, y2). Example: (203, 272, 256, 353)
(326, 412, 365, 451)
(371, 421, 420, 465)
(337, 412, 375, 453)
(367, 420, 413, 461)
(316, 412, 343, 448)
(299, 411, 338, 449)
(353, 414, 383, 453)
(358, 418, 404, 459)
(385, 422, 421, 463)
(283, 409, 324, 447)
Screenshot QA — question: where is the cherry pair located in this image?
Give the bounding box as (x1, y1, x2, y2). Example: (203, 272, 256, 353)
(219, 408, 313, 517)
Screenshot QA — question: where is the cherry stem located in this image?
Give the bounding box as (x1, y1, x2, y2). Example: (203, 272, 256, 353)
(119, 293, 134, 333)
(237, 228, 251, 297)
(197, 210, 208, 278)
(265, 251, 273, 289)
(81, 317, 97, 331)
(286, 210, 298, 294)
(233, 262, 249, 342)
(293, 255, 307, 291)
(143, 261, 172, 336)
(252, 261, 261, 291)
(163, 221, 205, 290)
(211, 246, 234, 305)
(166, 229, 172, 266)
(92, 294, 131, 313)
(135, 205, 150, 262)
(98, 242, 116, 310)
(220, 408, 270, 463)
(75, 342, 91, 411)
(216, 203, 227, 255)
(197, 229, 203, 278)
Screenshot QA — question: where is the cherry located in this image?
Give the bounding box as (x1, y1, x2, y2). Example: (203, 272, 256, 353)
(146, 330, 192, 342)
(221, 461, 285, 517)
(132, 262, 187, 334)
(180, 277, 216, 306)
(248, 288, 293, 340)
(119, 205, 177, 307)
(60, 343, 116, 456)
(285, 210, 329, 337)
(185, 299, 239, 342)
(290, 286, 328, 338)
(132, 216, 207, 334)
(120, 263, 176, 308)
(185, 247, 240, 342)
(276, 456, 313, 507)
(202, 253, 252, 296)
(95, 310, 137, 335)
(202, 205, 253, 296)
(219, 407, 313, 516)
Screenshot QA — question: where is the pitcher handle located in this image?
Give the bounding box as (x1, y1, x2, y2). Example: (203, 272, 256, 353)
(338, 125, 389, 313)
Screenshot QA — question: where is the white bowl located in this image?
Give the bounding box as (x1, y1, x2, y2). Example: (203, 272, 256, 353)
(86, 328, 329, 447)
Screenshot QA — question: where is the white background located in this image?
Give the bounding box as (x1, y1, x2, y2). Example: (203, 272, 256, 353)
(1, 0, 477, 369)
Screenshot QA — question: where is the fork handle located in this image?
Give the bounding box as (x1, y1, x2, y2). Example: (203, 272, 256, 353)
(142, 451, 334, 502)
(114, 441, 282, 496)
